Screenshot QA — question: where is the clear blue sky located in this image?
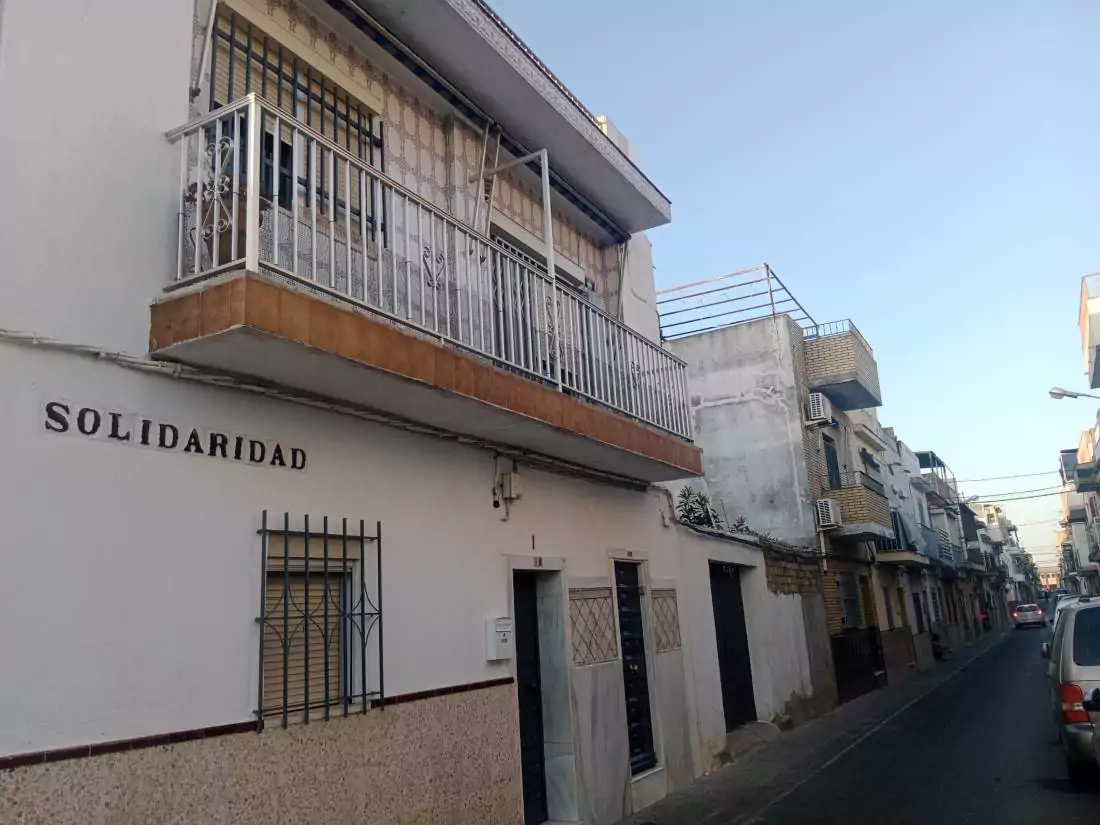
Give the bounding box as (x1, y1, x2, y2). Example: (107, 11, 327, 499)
(493, 0, 1100, 561)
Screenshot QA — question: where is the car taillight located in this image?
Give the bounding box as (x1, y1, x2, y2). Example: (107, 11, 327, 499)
(1013, 612, 1019, 618)
(1061, 684, 1090, 724)
(1038, 609, 1044, 616)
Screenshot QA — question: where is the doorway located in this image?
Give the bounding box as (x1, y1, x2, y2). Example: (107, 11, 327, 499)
(513, 571, 548, 824)
(709, 562, 757, 731)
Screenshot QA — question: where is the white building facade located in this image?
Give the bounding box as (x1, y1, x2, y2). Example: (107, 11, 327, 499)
(0, 2, 828, 823)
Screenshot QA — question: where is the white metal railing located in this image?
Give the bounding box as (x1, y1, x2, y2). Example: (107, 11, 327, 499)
(166, 95, 690, 439)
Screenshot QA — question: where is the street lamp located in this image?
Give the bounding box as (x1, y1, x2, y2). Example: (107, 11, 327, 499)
(1049, 387, 1100, 400)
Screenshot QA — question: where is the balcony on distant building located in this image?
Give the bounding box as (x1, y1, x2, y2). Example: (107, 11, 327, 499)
(825, 471, 892, 539)
(1079, 273, 1100, 388)
(802, 321, 882, 410)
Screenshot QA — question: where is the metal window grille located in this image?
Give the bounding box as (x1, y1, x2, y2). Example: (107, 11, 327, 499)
(651, 589, 681, 653)
(569, 587, 618, 666)
(208, 8, 388, 255)
(211, 9, 383, 169)
(257, 511, 383, 728)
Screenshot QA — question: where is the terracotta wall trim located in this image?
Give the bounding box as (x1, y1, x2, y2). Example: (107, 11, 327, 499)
(0, 677, 515, 772)
(149, 272, 703, 478)
(0, 721, 259, 772)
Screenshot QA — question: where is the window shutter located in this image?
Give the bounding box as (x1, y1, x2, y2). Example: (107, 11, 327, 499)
(263, 572, 344, 716)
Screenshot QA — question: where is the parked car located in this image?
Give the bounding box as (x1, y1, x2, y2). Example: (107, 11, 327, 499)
(1042, 598, 1100, 787)
(1013, 603, 1045, 628)
(1051, 596, 1085, 632)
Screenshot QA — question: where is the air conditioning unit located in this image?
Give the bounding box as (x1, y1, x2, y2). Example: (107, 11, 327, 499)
(816, 498, 843, 529)
(807, 392, 833, 424)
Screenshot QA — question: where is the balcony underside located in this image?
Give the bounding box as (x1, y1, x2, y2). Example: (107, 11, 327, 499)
(834, 522, 893, 540)
(353, 0, 670, 235)
(876, 550, 931, 568)
(810, 377, 881, 412)
(149, 273, 702, 483)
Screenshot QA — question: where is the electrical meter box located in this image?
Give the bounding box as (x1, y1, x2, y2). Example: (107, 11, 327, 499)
(485, 617, 514, 661)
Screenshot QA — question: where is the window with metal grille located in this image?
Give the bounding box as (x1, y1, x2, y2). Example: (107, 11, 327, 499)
(838, 572, 861, 629)
(257, 513, 383, 727)
(209, 8, 386, 246)
(211, 8, 383, 167)
(491, 232, 586, 295)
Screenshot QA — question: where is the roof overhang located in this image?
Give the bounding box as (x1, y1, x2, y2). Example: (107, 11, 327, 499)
(346, 0, 672, 235)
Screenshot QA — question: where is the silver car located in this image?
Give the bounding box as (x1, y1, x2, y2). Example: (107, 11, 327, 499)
(1013, 603, 1045, 628)
(1043, 598, 1100, 787)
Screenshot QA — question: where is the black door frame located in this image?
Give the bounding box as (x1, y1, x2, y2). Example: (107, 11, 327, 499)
(513, 570, 549, 825)
(614, 559, 659, 775)
(709, 561, 757, 732)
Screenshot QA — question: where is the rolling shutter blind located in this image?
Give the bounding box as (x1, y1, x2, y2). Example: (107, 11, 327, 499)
(263, 571, 344, 716)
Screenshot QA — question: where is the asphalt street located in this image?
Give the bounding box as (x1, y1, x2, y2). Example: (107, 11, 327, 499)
(751, 623, 1100, 824)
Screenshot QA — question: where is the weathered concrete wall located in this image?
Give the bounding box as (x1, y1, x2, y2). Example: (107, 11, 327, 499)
(670, 317, 815, 546)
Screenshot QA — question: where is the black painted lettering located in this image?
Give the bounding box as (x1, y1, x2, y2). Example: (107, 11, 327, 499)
(44, 401, 70, 433)
(76, 407, 102, 436)
(139, 419, 152, 446)
(108, 412, 132, 442)
(234, 436, 244, 461)
(183, 429, 205, 454)
(290, 448, 307, 471)
(248, 439, 266, 463)
(269, 444, 286, 467)
(158, 423, 179, 449)
(208, 432, 228, 458)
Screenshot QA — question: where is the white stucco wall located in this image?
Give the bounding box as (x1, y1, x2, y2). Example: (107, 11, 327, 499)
(670, 318, 816, 546)
(0, 0, 194, 354)
(1, 346, 817, 763)
(671, 529, 814, 772)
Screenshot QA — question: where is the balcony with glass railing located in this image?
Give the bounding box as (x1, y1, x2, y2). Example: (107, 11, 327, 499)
(149, 96, 700, 482)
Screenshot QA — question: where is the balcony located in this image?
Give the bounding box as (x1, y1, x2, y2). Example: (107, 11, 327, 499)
(802, 321, 882, 410)
(934, 527, 956, 565)
(826, 471, 892, 539)
(921, 473, 959, 508)
(1080, 274, 1100, 388)
(151, 96, 700, 482)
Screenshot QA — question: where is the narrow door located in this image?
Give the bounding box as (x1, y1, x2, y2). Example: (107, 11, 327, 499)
(513, 572, 548, 824)
(614, 561, 657, 775)
(709, 562, 757, 731)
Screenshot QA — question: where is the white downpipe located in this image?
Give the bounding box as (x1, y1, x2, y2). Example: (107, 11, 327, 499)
(244, 95, 262, 272)
(190, 0, 219, 101)
(539, 149, 562, 391)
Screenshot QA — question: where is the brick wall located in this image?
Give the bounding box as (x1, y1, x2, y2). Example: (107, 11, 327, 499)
(830, 486, 891, 529)
(803, 331, 882, 403)
(822, 558, 872, 636)
(765, 553, 823, 597)
(803, 334, 857, 381)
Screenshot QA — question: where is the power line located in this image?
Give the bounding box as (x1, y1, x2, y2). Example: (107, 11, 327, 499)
(1012, 519, 1062, 528)
(962, 484, 1064, 496)
(972, 491, 1065, 503)
(956, 470, 1060, 483)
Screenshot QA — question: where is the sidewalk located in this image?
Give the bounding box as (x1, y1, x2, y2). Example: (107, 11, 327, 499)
(617, 630, 1011, 825)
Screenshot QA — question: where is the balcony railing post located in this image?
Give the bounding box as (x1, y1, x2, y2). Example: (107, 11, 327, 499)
(244, 94, 262, 273)
(539, 149, 563, 392)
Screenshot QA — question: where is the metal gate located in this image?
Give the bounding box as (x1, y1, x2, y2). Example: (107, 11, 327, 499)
(830, 627, 886, 704)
